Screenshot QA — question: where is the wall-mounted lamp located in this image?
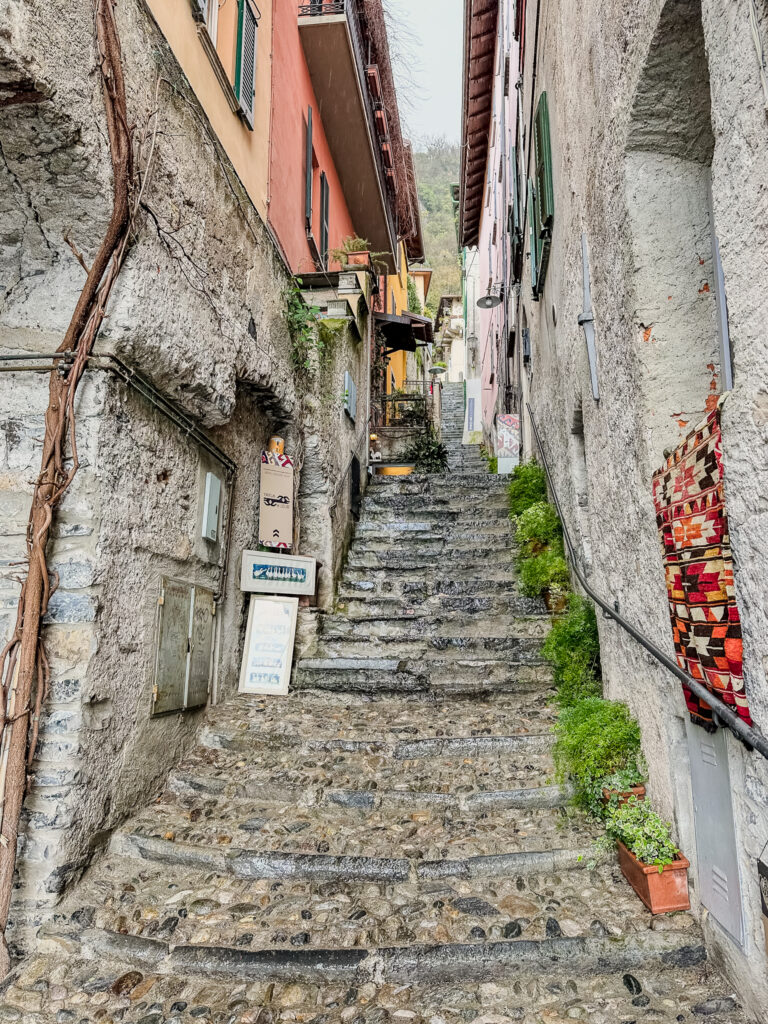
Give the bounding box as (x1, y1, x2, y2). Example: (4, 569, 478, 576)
(477, 286, 502, 310)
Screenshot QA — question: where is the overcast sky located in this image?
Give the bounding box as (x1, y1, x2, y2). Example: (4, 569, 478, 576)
(386, 0, 463, 144)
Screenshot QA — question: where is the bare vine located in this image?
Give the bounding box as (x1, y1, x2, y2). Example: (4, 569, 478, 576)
(0, 0, 139, 972)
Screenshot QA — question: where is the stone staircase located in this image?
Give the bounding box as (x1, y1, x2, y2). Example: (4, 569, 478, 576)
(3, 434, 747, 1021)
(441, 381, 488, 474)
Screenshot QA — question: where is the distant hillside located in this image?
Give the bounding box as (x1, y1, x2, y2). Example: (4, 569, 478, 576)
(413, 138, 462, 315)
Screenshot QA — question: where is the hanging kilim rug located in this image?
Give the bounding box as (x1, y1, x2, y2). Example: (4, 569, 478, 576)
(651, 398, 752, 731)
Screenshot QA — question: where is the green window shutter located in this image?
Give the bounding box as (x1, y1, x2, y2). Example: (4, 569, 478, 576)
(510, 145, 523, 284)
(235, 0, 259, 129)
(320, 171, 329, 268)
(305, 106, 313, 227)
(532, 91, 554, 296)
(533, 91, 554, 234)
(527, 179, 538, 296)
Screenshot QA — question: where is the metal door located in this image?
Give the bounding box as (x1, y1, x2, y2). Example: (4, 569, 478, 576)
(153, 578, 215, 716)
(686, 720, 744, 943)
(187, 586, 215, 710)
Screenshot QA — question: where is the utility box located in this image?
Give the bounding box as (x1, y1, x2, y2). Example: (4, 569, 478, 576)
(202, 472, 222, 542)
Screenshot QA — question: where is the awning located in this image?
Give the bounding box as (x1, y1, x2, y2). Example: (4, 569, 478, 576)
(374, 312, 434, 353)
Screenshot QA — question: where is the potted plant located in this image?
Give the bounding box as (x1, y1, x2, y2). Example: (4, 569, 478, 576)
(601, 797, 690, 914)
(601, 766, 647, 808)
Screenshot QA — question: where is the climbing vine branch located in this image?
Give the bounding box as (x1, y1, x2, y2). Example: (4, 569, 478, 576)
(0, 0, 137, 972)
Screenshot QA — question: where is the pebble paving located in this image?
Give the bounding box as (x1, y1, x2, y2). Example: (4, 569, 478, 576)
(4, 388, 750, 1022)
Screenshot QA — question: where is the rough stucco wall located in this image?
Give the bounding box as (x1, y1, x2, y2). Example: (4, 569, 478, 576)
(518, 0, 768, 1014)
(0, 0, 370, 953)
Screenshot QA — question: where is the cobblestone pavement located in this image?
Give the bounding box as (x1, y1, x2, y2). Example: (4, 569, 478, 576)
(4, 388, 748, 1022)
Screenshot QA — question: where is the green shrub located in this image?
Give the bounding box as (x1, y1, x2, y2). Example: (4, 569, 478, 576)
(402, 427, 448, 473)
(516, 501, 562, 552)
(508, 461, 547, 517)
(542, 594, 601, 706)
(602, 797, 679, 870)
(480, 446, 498, 474)
(518, 542, 570, 597)
(554, 697, 643, 815)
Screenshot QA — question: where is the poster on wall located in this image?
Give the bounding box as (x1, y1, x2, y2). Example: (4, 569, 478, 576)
(238, 595, 298, 695)
(496, 413, 521, 475)
(258, 450, 294, 550)
(463, 378, 482, 444)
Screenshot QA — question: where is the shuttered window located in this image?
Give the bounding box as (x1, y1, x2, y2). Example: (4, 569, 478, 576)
(235, 0, 260, 129)
(527, 180, 538, 296)
(320, 171, 330, 268)
(510, 145, 523, 284)
(530, 91, 554, 299)
(194, 0, 209, 21)
(305, 106, 313, 226)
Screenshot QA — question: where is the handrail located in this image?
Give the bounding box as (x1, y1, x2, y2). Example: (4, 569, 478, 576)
(526, 402, 768, 760)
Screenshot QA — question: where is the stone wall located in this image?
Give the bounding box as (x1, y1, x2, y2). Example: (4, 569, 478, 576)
(516, 0, 768, 1014)
(0, 0, 368, 953)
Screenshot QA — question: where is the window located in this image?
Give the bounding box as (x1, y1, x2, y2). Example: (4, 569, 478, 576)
(193, 0, 218, 43)
(319, 171, 330, 269)
(305, 106, 313, 227)
(235, 0, 260, 129)
(530, 91, 554, 299)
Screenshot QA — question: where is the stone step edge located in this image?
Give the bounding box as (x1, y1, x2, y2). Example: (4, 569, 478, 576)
(109, 833, 595, 884)
(198, 727, 555, 758)
(43, 925, 707, 984)
(167, 773, 571, 812)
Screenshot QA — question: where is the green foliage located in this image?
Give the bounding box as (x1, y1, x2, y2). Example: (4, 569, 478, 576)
(413, 138, 462, 300)
(330, 236, 389, 274)
(508, 461, 548, 517)
(480, 446, 498, 474)
(542, 594, 602, 706)
(284, 279, 320, 373)
(516, 501, 562, 552)
(602, 797, 679, 870)
(554, 697, 643, 815)
(518, 541, 570, 598)
(407, 276, 423, 315)
(402, 427, 448, 474)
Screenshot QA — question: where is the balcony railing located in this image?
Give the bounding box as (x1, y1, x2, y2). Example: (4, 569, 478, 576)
(297, 0, 398, 249)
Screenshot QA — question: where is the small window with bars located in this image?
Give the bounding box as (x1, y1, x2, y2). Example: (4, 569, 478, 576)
(236, 0, 261, 130)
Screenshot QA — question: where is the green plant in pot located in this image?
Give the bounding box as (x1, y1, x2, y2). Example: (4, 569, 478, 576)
(401, 426, 448, 473)
(597, 797, 690, 914)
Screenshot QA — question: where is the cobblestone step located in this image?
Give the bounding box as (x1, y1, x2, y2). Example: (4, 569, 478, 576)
(319, 612, 550, 639)
(189, 691, 558, 747)
(335, 594, 546, 619)
(114, 796, 596, 867)
(309, 637, 547, 664)
(346, 548, 518, 570)
(5, 951, 746, 1024)
(294, 657, 554, 695)
(47, 857, 686, 956)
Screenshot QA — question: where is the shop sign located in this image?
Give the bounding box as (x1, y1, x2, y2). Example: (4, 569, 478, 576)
(240, 550, 316, 596)
(238, 595, 298, 695)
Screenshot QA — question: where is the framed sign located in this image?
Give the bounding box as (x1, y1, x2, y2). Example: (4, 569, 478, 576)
(496, 413, 520, 474)
(240, 550, 317, 596)
(238, 595, 298, 695)
(259, 455, 294, 550)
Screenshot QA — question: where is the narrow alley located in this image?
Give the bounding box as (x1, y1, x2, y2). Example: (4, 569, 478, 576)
(0, 393, 742, 1022)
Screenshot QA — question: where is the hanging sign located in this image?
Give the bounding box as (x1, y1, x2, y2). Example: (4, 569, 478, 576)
(259, 448, 294, 550)
(496, 413, 521, 474)
(238, 595, 298, 695)
(240, 550, 317, 596)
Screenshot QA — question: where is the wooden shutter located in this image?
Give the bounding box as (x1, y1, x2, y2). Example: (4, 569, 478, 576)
(527, 180, 538, 296)
(320, 171, 330, 268)
(305, 106, 313, 227)
(531, 91, 554, 297)
(510, 145, 523, 284)
(236, 0, 259, 129)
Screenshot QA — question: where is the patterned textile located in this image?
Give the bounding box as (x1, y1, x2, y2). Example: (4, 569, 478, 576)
(652, 400, 751, 731)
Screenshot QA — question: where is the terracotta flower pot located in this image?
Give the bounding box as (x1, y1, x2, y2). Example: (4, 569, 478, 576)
(602, 784, 646, 807)
(346, 251, 370, 266)
(617, 840, 690, 914)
